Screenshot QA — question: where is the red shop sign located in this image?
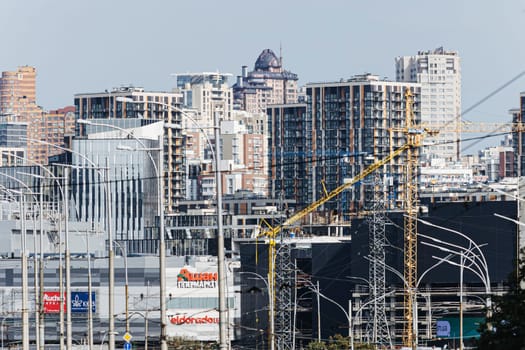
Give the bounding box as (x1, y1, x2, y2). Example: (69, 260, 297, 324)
(43, 291, 65, 313)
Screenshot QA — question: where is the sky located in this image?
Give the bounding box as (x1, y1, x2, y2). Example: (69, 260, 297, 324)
(1, 0, 524, 152)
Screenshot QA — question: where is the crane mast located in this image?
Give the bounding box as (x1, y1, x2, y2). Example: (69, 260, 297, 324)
(403, 90, 420, 349)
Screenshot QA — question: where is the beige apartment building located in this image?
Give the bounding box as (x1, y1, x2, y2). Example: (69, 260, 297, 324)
(233, 49, 299, 114)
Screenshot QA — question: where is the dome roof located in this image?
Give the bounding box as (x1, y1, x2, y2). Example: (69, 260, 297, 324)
(254, 49, 280, 71)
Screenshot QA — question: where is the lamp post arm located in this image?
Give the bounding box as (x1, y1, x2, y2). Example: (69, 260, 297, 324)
(76, 120, 159, 177)
(494, 213, 525, 227)
(430, 255, 487, 289)
(417, 218, 490, 285)
(117, 97, 216, 162)
(306, 284, 350, 320)
(422, 241, 489, 292)
(417, 253, 455, 286)
(365, 256, 410, 290)
(7, 149, 65, 200)
(418, 232, 487, 274)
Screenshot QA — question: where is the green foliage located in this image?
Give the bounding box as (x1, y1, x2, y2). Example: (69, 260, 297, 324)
(306, 334, 373, 350)
(306, 341, 327, 350)
(475, 249, 525, 349)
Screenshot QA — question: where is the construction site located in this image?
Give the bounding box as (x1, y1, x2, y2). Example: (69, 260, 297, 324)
(233, 88, 523, 349)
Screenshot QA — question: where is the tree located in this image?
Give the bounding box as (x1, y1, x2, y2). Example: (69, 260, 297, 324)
(476, 249, 525, 349)
(306, 334, 374, 350)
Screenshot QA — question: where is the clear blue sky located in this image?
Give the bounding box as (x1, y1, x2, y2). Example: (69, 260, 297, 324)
(1, 0, 524, 151)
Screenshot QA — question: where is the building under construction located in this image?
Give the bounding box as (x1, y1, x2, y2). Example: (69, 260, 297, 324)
(235, 198, 517, 349)
(268, 74, 421, 221)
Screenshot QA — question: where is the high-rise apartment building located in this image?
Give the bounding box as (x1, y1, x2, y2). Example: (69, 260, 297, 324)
(44, 106, 75, 158)
(233, 49, 299, 113)
(512, 95, 524, 176)
(174, 73, 268, 200)
(0, 66, 74, 164)
(0, 66, 44, 163)
(75, 86, 185, 213)
(175, 72, 233, 124)
(268, 74, 421, 216)
(396, 47, 461, 162)
(220, 120, 267, 196)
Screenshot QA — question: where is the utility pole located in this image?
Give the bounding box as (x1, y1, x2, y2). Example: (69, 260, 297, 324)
(59, 218, 64, 349)
(214, 109, 228, 350)
(65, 167, 72, 350)
(39, 176, 45, 350)
(21, 193, 29, 350)
(106, 159, 115, 350)
(87, 229, 93, 350)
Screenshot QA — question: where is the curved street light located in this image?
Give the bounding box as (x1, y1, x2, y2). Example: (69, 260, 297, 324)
(114, 96, 229, 350)
(0, 186, 28, 350)
(113, 240, 129, 334)
(7, 150, 70, 350)
(21, 137, 114, 350)
(239, 271, 274, 350)
(417, 218, 490, 291)
(77, 118, 166, 348)
(420, 240, 487, 350)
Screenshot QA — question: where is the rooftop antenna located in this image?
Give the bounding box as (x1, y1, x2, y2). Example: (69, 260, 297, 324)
(279, 42, 283, 67)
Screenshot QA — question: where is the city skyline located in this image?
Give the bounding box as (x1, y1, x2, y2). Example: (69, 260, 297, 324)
(0, 1, 523, 127)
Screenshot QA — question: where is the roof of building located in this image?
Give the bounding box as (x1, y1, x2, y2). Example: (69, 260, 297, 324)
(254, 49, 281, 70)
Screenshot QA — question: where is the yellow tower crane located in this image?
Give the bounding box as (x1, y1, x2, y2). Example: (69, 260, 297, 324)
(260, 89, 522, 349)
(260, 89, 437, 348)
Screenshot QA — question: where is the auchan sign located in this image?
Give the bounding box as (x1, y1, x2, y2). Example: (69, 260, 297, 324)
(176, 268, 218, 288)
(43, 291, 63, 313)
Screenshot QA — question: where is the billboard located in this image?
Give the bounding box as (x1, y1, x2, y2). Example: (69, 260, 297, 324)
(436, 317, 484, 339)
(166, 265, 236, 341)
(167, 309, 220, 341)
(43, 291, 96, 313)
(176, 267, 218, 288)
(70, 292, 96, 313)
(43, 291, 63, 313)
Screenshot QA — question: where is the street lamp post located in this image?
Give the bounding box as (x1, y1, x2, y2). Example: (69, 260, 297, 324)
(0, 174, 43, 350)
(113, 240, 129, 334)
(87, 229, 94, 350)
(421, 240, 488, 350)
(8, 150, 67, 348)
(418, 218, 494, 336)
(23, 137, 116, 350)
(213, 108, 228, 350)
(20, 191, 29, 350)
(113, 97, 229, 349)
(78, 118, 165, 347)
(240, 271, 274, 350)
(302, 279, 354, 348)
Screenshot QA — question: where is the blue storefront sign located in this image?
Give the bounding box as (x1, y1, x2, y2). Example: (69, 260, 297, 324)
(70, 292, 96, 313)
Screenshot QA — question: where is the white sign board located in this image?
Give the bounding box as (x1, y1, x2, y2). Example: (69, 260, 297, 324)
(166, 264, 234, 341)
(167, 308, 220, 341)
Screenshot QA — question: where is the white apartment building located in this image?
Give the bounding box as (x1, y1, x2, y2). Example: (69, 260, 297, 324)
(396, 47, 461, 162)
(175, 73, 267, 200)
(175, 72, 233, 127)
